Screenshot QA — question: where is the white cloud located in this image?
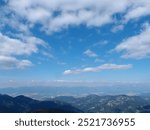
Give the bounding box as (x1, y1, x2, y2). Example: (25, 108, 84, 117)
(0, 32, 47, 69)
(64, 64, 132, 75)
(0, 6, 30, 34)
(0, 56, 32, 69)
(1, 0, 150, 70)
(124, 0, 150, 22)
(1, 0, 150, 34)
(25, 7, 51, 23)
(115, 24, 150, 59)
(3, 0, 126, 33)
(84, 49, 98, 58)
(0, 33, 45, 56)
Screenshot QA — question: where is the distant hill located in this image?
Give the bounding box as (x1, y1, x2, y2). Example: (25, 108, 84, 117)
(54, 95, 150, 113)
(0, 94, 81, 113)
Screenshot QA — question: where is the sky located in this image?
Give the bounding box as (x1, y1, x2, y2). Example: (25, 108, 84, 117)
(0, 0, 150, 87)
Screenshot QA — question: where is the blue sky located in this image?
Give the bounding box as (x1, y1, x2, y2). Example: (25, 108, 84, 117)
(0, 0, 150, 87)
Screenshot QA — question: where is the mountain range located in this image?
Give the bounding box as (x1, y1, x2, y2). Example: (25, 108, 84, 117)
(0, 94, 150, 113)
(0, 94, 81, 113)
(54, 95, 150, 113)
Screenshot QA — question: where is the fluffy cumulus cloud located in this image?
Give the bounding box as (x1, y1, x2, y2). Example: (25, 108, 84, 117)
(115, 24, 150, 59)
(124, 0, 150, 22)
(1, 0, 149, 34)
(0, 33, 45, 56)
(64, 64, 132, 75)
(0, 32, 46, 69)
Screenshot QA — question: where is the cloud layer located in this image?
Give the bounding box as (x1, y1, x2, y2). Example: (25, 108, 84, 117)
(3, 0, 150, 34)
(64, 64, 132, 75)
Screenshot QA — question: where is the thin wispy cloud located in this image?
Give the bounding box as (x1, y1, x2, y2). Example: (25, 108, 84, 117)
(111, 25, 124, 33)
(83, 49, 98, 58)
(64, 64, 132, 75)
